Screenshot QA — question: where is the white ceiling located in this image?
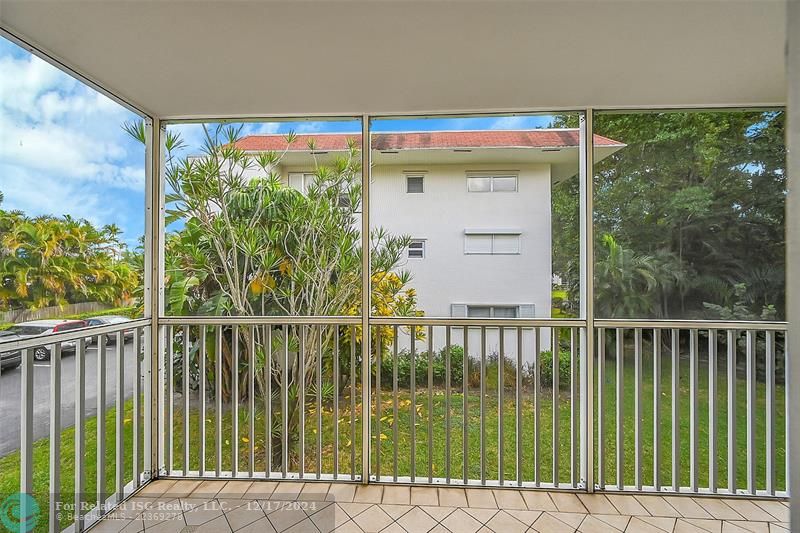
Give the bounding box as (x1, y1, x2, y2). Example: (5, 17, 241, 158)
(0, 0, 787, 119)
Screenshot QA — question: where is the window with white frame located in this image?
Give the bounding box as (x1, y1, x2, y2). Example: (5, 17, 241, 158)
(464, 231, 520, 254)
(408, 239, 426, 258)
(467, 173, 518, 192)
(288, 172, 316, 193)
(406, 175, 424, 193)
(467, 305, 518, 318)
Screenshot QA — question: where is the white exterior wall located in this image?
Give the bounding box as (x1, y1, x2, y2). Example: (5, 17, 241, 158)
(369, 163, 552, 319)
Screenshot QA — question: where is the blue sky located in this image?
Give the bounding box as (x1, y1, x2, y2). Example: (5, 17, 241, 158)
(1, 35, 558, 247)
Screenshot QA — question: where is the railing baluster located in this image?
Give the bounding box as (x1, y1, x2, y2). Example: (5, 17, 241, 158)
(298, 325, 305, 478)
(463, 325, 469, 484)
(553, 326, 560, 487)
(49, 344, 61, 533)
(515, 327, 522, 487)
(616, 327, 623, 490)
(215, 326, 222, 477)
(181, 325, 188, 475)
(480, 325, 487, 485)
(350, 326, 356, 480)
(199, 325, 206, 477)
(393, 325, 399, 482)
(116, 332, 124, 497)
(746, 330, 756, 495)
(266, 324, 273, 477)
(709, 329, 718, 493)
(232, 325, 239, 477)
(727, 329, 736, 494)
(690, 328, 699, 492)
(75, 339, 86, 530)
(21, 347, 33, 499)
(671, 328, 679, 492)
(634, 327, 642, 491)
(597, 327, 605, 490)
(653, 328, 661, 492)
(96, 334, 106, 508)
(766, 330, 775, 495)
(428, 326, 434, 483)
(167, 325, 174, 474)
(410, 325, 416, 482)
(248, 325, 256, 477)
(317, 325, 323, 480)
(332, 325, 339, 480)
(446, 326, 452, 484)
(282, 324, 289, 478)
(133, 329, 141, 485)
(375, 326, 382, 481)
(533, 326, 540, 487)
(571, 327, 578, 488)
(498, 326, 505, 485)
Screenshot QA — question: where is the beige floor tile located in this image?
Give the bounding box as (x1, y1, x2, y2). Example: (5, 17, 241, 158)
(486, 510, 529, 533)
(338, 502, 372, 519)
(663, 497, 714, 520)
(675, 517, 722, 532)
(639, 516, 678, 532)
(506, 509, 542, 526)
(720, 501, 774, 522)
(723, 521, 769, 533)
(184, 503, 225, 526)
(217, 480, 254, 498)
(411, 486, 439, 506)
(752, 501, 789, 522)
(463, 507, 499, 523)
(225, 502, 266, 531)
(467, 488, 499, 508)
(493, 489, 527, 510)
(168, 479, 204, 497)
(333, 520, 364, 533)
(521, 491, 557, 512)
(552, 512, 587, 528)
(381, 504, 413, 519)
(626, 516, 671, 533)
(694, 499, 744, 521)
(381, 523, 406, 533)
(607, 494, 649, 516)
(353, 484, 384, 504)
(272, 482, 304, 500)
(284, 516, 322, 533)
(579, 515, 621, 533)
(236, 517, 277, 533)
(577, 493, 618, 515)
(243, 481, 279, 499)
(137, 479, 178, 497)
(382, 485, 411, 505)
(327, 483, 357, 503)
(397, 506, 439, 533)
(90, 518, 139, 533)
(441, 508, 483, 533)
(141, 519, 187, 533)
(351, 505, 394, 533)
(550, 493, 588, 513)
(421, 506, 457, 522)
(194, 515, 233, 532)
(429, 525, 450, 533)
(299, 482, 330, 501)
(768, 524, 789, 533)
(531, 512, 576, 533)
(189, 480, 228, 499)
(635, 496, 681, 517)
(593, 514, 632, 531)
(266, 505, 309, 532)
(439, 487, 468, 507)
(309, 503, 351, 533)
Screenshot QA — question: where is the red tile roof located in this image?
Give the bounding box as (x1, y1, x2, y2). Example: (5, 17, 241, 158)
(233, 130, 623, 152)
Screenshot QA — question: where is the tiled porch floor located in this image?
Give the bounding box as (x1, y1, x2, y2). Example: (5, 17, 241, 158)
(89, 479, 791, 533)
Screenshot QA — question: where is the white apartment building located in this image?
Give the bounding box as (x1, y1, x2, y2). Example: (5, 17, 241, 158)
(235, 129, 623, 355)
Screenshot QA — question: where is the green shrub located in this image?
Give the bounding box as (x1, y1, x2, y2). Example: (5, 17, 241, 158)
(379, 344, 464, 387)
(536, 349, 572, 388)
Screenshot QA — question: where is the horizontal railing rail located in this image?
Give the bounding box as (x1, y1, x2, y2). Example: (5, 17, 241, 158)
(0, 317, 150, 352)
(159, 315, 361, 326)
(369, 316, 587, 327)
(595, 318, 787, 331)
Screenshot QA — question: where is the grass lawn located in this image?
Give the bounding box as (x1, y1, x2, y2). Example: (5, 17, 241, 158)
(0, 349, 786, 531)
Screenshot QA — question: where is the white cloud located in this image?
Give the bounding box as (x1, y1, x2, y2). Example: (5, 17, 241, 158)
(489, 116, 532, 130)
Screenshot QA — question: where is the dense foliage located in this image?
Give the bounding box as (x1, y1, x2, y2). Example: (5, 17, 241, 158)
(552, 110, 785, 319)
(0, 191, 139, 311)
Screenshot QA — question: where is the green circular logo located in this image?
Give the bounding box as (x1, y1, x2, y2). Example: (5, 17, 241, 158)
(0, 493, 40, 533)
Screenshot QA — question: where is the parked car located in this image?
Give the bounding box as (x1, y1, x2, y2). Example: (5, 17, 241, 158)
(85, 315, 134, 344)
(0, 319, 89, 363)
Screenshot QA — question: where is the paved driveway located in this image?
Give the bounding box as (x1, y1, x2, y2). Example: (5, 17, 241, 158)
(0, 341, 141, 457)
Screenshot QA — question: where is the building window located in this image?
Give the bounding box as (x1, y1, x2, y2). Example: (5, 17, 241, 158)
(408, 239, 425, 258)
(464, 232, 520, 254)
(406, 175, 424, 193)
(467, 173, 518, 192)
(467, 305, 518, 318)
(288, 172, 315, 193)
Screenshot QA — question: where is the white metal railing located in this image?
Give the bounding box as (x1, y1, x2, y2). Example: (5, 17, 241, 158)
(594, 319, 788, 497)
(0, 318, 150, 533)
